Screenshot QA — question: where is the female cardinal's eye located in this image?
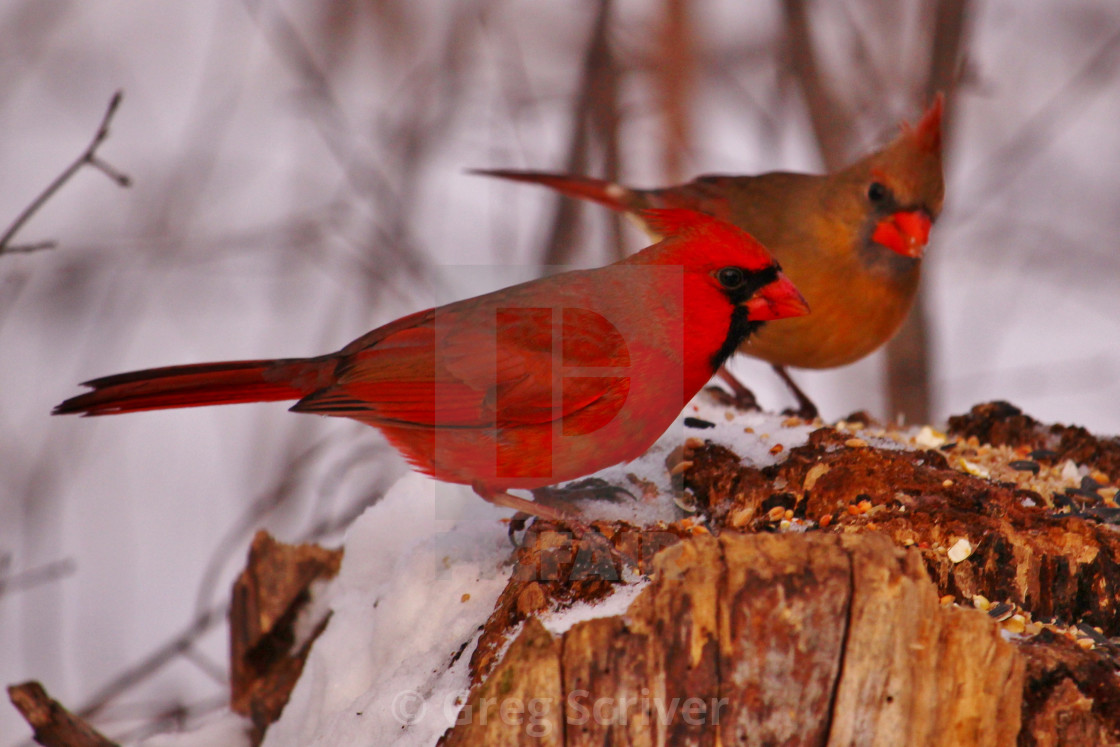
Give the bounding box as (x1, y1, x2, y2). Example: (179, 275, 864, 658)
(716, 267, 746, 289)
(867, 182, 888, 203)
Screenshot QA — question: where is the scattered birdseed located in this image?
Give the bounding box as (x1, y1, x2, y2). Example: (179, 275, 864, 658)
(987, 602, 1014, 622)
(669, 460, 694, 476)
(803, 462, 830, 491)
(1075, 623, 1109, 645)
(673, 495, 698, 513)
(1009, 460, 1041, 474)
(972, 594, 991, 611)
(844, 438, 868, 448)
(1004, 615, 1026, 635)
(461, 593, 471, 603)
(947, 537, 973, 563)
(1060, 460, 1081, 483)
(959, 458, 990, 478)
(684, 417, 715, 429)
(914, 425, 947, 449)
(728, 506, 754, 528)
(769, 443, 784, 455)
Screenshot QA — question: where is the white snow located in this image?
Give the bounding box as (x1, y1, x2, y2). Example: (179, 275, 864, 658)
(538, 580, 649, 637)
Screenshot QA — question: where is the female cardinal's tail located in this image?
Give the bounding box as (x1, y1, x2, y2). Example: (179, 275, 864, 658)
(53, 358, 331, 416)
(471, 169, 635, 212)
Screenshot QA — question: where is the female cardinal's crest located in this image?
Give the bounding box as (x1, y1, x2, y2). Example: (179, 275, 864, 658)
(902, 93, 944, 154)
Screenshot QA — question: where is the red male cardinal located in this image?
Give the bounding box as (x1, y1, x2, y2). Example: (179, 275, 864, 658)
(475, 96, 944, 418)
(55, 209, 807, 520)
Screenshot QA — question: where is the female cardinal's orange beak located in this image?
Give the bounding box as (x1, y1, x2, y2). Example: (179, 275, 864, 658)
(745, 273, 810, 322)
(872, 210, 932, 258)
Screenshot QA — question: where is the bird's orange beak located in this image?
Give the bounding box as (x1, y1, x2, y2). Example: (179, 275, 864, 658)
(872, 210, 932, 258)
(745, 273, 810, 322)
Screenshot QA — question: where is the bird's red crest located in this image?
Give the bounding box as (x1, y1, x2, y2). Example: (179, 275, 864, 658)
(902, 92, 943, 154)
(640, 208, 773, 270)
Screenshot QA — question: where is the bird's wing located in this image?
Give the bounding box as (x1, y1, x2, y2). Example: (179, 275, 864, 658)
(293, 296, 629, 429)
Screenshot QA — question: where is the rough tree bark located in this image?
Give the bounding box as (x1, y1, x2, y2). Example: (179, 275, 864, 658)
(440, 401, 1120, 746)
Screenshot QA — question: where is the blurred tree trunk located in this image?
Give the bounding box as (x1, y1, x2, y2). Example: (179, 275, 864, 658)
(540, 0, 622, 265)
(885, 0, 968, 424)
(655, 0, 694, 184)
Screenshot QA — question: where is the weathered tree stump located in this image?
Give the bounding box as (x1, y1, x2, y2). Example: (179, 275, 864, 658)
(443, 533, 1023, 746)
(442, 402, 1120, 746)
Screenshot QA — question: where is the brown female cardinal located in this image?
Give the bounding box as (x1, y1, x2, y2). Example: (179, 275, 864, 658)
(475, 96, 944, 418)
(54, 209, 807, 521)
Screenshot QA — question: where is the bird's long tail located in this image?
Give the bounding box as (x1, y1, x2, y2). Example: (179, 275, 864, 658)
(53, 358, 331, 416)
(470, 168, 636, 212)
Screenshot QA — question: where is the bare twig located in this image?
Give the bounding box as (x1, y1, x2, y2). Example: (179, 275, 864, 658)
(0, 91, 131, 256)
(0, 558, 76, 597)
(76, 604, 228, 723)
(955, 22, 1120, 230)
(9, 681, 118, 747)
(192, 438, 330, 616)
(240, 0, 429, 282)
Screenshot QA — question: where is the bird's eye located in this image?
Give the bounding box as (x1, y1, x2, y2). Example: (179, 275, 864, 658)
(867, 182, 888, 203)
(716, 266, 746, 289)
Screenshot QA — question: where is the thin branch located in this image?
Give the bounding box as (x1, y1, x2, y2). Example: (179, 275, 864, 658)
(9, 682, 118, 747)
(0, 558, 77, 597)
(955, 22, 1120, 229)
(0, 91, 131, 256)
(76, 604, 228, 722)
(192, 438, 329, 616)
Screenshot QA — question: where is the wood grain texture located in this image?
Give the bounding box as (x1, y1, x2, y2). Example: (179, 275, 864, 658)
(441, 532, 1023, 745)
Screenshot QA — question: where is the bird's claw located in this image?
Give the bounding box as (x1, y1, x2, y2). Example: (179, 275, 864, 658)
(533, 478, 635, 507)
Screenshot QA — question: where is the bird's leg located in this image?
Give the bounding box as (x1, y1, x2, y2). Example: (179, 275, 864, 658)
(472, 483, 572, 522)
(772, 364, 819, 421)
(716, 366, 761, 411)
(474, 484, 582, 544)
